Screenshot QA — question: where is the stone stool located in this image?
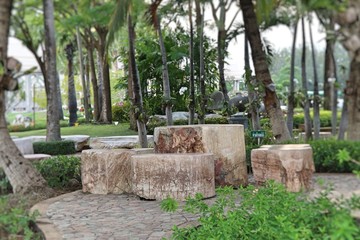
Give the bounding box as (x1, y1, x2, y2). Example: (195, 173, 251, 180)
(154, 125, 248, 187)
(131, 153, 216, 201)
(251, 144, 315, 192)
(81, 148, 153, 194)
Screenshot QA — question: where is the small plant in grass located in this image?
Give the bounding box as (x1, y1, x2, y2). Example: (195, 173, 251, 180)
(33, 156, 81, 189)
(0, 197, 41, 240)
(162, 181, 360, 239)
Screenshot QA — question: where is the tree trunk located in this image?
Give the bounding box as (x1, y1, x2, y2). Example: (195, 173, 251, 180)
(217, 28, 230, 112)
(0, 0, 51, 195)
(65, 42, 78, 126)
(76, 27, 90, 123)
(96, 27, 112, 124)
(309, 19, 320, 139)
(43, 0, 61, 141)
(87, 37, 100, 122)
(188, 0, 195, 125)
(330, 51, 338, 136)
(346, 59, 360, 140)
(156, 15, 173, 126)
(323, 16, 335, 110)
(244, 33, 260, 131)
(287, 19, 298, 137)
(128, 15, 148, 148)
(127, 52, 137, 131)
(300, 17, 312, 141)
(240, 0, 290, 142)
(96, 50, 103, 116)
(195, 1, 206, 124)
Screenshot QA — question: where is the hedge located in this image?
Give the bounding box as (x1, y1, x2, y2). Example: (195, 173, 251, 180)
(33, 140, 76, 155)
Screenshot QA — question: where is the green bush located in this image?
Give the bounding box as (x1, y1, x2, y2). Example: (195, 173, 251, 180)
(112, 101, 131, 123)
(34, 155, 81, 188)
(164, 182, 360, 239)
(309, 139, 360, 173)
(33, 140, 76, 155)
(146, 116, 229, 135)
(0, 197, 41, 239)
(293, 110, 340, 128)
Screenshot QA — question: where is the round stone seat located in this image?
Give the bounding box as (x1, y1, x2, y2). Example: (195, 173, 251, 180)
(131, 153, 216, 201)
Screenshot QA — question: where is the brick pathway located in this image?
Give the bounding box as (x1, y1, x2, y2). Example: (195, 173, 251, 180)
(31, 173, 360, 240)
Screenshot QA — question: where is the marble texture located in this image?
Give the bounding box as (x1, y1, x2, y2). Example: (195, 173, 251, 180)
(251, 144, 315, 192)
(154, 125, 248, 187)
(131, 153, 215, 201)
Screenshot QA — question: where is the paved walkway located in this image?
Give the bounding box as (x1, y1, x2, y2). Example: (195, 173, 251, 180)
(31, 173, 360, 240)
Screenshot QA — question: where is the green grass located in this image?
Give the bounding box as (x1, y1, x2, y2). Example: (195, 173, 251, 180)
(10, 123, 137, 138)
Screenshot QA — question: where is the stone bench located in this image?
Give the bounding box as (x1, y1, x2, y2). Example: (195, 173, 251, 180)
(81, 148, 153, 194)
(154, 125, 248, 187)
(251, 144, 315, 192)
(131, 153, 216, 201)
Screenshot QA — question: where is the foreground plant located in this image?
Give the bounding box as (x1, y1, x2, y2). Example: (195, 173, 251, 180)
(162, 181, 360, 239)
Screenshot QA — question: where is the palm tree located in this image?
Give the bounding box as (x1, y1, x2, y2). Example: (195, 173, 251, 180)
(64, 41, 78, 126)
(0, 0, 52, 194)
(239, 0, 291, 142)
(188, 0, 195, 124)
(109, 0, 148, 147)
(43, 0, 61, 141)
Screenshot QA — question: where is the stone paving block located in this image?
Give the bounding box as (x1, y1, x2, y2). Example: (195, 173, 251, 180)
(251, 144, 315, 192)
(132, 153, 216, 201)
(81, 148, 153, 194)
(154, 124, 248, 187)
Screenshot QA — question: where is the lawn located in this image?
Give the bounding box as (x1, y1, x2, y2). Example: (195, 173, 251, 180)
(10, 123, 137, 138)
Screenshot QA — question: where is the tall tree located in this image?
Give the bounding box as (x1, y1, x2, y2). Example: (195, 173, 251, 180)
(109, 0, 148, 147)
(308, 17, 320, 139)
(64, 41, 78, 126)
(209, 0, 241, 114)
(300, 17, 312, 140)
(188, 0, 195, 124)
(239, 0, 290, 142)
(0, 0, 51, 194)
(43, 0, 61, 141)
(148, 0, 173, 126)
(336, 1, 360, 140)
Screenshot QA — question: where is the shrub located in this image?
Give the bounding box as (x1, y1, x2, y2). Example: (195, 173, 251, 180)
(163, 182, 360, 239)
(33, 140, 76, 155)
(309, 139, 360, 173)
(0, 197, 41, 239)
(33, 155, 81, 188)
(147, 116, 229, 135)
(112, 101, 131, 123)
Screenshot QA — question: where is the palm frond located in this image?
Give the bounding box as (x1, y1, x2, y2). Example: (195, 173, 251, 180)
(107, 0, 131, 47)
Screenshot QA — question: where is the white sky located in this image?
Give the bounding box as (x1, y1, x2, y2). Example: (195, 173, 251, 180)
(8, 5, 326, 79)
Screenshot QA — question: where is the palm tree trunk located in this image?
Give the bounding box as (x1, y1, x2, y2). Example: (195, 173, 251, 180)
(240, 0, 290, 142)
(309, 19, 320, 139)
(217, 29, 230, 111)
(323, 16, 335, 110)
(0, 0, 51, 195)
(128, 15, 148, 148)
(244, 33, 260, 131)
(43, 0, 61, 141)
(188, 0, 195, 125)
(65, 42, 78, 126)
(76, 27, 90, 123)
(338, 82, 348, 140)
(301, 17, 312, 141)
(195, 1, 206, 124)
(87, 37, 100, 122)
(287, 19, 298, 137)
(156, 15, 173, 126)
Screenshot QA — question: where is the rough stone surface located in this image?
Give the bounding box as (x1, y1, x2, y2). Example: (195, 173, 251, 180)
(132, 153, 216, 201)
(154, 125, 248, 187)
(62, 135, 90, 151)
(81, 148, 153, 194)
(90, 136, 154, 149)
(251, 144, 315, 192)
(24, 154, 51, 162)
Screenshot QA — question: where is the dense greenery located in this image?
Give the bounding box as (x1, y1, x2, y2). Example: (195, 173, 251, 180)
(33, 140, 76, 155)
(112, 101, 131, 123)
(34, 156, 81, 189)
(310, 140, 360, 173)
(0, 197, 41, 240)
(163, 182, 360, 240)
